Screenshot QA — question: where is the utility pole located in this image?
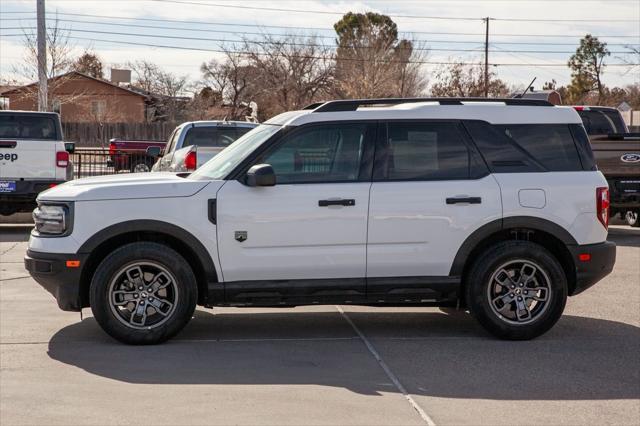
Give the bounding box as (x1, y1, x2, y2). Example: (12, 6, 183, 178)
(483, 17, 489, 98)
(36, 0, 47, 111)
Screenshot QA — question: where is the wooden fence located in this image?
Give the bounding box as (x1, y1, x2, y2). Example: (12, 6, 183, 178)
(62, 122, 177, 147)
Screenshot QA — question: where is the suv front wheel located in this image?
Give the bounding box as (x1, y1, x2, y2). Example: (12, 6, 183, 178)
(89, 242, 197, 344)
(465, 241, 567, 340)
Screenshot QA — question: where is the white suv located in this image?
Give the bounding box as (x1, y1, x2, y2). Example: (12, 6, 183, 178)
(25, 98, 616, 344)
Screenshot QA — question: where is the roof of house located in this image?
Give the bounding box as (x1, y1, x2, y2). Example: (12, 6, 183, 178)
(1, 71, 149, 99)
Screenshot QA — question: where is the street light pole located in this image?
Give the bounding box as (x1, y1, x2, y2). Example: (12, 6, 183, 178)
(37, 0, 47, 111)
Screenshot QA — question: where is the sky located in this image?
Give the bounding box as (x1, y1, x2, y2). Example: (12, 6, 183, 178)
(1, 0, 639, 92)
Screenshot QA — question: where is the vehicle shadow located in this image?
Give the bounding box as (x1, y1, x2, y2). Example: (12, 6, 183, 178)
(47, 309, 640, 400)
(608, 227, 640, 248)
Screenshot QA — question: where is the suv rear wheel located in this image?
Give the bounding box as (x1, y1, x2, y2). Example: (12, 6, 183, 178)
(89, 242, 197, 344)
(465, 241, 567, 340)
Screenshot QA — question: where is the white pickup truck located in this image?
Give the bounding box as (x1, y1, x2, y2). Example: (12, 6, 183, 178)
(0, 111, 72, 216)
(151, 120, 257, 172)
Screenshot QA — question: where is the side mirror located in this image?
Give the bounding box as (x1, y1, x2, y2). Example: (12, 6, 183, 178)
(64, 142, 75, 154)
(146, 146, 162, 157)
(246, 164, 276, 187)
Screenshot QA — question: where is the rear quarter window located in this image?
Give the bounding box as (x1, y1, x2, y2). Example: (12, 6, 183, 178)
(0, 115, 58, 140)
(464, 121, 587, 172)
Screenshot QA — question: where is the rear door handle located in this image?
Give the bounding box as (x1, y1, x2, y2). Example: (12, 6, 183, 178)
(0, 141, 17, 148)
(318, 199, 355, 207)
(446, 197, 482, 205)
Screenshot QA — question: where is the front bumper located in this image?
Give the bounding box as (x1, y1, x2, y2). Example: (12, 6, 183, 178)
(568, 241, 616, 295)
(24, 249, 87, 311)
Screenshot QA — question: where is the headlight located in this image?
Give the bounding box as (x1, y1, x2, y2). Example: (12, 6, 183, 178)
(33, 204, 69, 235)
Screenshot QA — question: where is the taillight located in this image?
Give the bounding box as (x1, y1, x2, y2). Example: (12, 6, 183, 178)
(56, 151, 69, 168)
(109, 142, 116, 156)
(596, 187, 609, 229)
(184, 151, 197, 171)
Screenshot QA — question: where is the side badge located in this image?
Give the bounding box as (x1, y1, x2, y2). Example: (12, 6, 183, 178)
(235, 231, 248, 242)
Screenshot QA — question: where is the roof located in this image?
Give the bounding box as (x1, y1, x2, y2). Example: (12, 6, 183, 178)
(266, 98, 582, 126)
(1, 71, 149, 99)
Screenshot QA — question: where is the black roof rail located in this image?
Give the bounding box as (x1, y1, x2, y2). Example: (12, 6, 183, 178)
(306, 97, 554, 112)
(302, 102, 326, 110)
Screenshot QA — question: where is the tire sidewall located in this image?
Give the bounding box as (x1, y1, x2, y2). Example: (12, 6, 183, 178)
(90, 242, 197, 344)
(466, 241, 568, 340)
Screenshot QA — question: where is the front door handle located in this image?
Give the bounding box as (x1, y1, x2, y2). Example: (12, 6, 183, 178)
(446, 196, 482, 205)
(318, 199, 355, 207)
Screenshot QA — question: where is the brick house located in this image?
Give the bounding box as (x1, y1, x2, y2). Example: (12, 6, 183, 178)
(1, 71, 149, 123)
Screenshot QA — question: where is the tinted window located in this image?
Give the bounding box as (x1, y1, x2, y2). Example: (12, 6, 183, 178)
(0, 115, 58, 140)
(261, 123, 370, 184)
(577, 110, 624, 135)
(496, 124, 583, 171)
(381, 122, 471, 180)
(183, 127, 247, 148)
(464, 121, 542, 173)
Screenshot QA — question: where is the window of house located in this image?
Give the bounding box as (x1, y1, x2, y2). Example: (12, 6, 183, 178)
(91, 100, 106, 119)
(52, 99, 61, 116)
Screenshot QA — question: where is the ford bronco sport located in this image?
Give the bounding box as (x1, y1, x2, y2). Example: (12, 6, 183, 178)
(25, 98, 616, 344)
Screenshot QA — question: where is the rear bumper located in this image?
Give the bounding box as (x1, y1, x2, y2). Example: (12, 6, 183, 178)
(568, 241, 616, 295)
(608, 178, 640, 209)
(0, 180, 65, 213)
(24, 249, 86, 311)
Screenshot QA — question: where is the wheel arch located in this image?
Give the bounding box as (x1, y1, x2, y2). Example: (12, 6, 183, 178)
(451, 217, 578, 298)
(78, 220, 218, 308)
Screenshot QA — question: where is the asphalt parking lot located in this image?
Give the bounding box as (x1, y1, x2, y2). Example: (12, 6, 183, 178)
(1, 225, 638, 425)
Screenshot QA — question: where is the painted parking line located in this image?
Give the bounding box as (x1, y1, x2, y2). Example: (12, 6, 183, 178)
(335, 305, 436, 426)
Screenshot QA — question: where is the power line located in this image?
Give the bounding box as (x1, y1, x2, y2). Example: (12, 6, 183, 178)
(3, 11, 640, 39)
(151, 0, 639, 22)
(4, 26, 633, 54)
(3, 16, 639, 46)
(1, 33, 636, 67)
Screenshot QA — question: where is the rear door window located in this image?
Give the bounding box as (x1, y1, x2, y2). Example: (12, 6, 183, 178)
(0, 115, 58, 140)
(376, 122, 484, 181)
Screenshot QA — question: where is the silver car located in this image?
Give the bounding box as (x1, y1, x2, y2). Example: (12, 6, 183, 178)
(151, 120, 258, 172)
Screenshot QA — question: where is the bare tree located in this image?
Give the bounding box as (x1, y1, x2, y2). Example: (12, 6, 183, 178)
(12, 16, 79, 110)
(241, 33, 335, 118)
(200, 49, 253, 119)
(430, 61, 510, 97)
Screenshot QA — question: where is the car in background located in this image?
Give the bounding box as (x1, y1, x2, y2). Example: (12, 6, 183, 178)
(107, 139, 167, 173)
(573, 106, 640, 227)
(0, 110, 73, 216)
(151, 121, 257, 172)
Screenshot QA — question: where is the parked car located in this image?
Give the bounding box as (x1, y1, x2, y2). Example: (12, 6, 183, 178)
(573, 106, 640, 227)
(25, 98, 615, 344)
(151, 120, 257, 172)
(107, 139, 166, 173)
(0, 110, 73, 216)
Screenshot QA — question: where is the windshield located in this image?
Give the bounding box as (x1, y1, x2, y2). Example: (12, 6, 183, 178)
(189, 124, 282, 180)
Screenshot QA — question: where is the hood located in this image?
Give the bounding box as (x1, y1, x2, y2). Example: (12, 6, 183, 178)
(38, 172, 210, 202)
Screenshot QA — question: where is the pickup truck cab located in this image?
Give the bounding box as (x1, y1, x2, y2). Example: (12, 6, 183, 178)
(26, 98, 616, 344)
(573, 106, 640, 227)
(151, 120, 257, 172)
(0, 111, 71, 216)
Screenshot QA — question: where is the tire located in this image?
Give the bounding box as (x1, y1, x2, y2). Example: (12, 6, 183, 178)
(130, 161, 151, 173)
(89, 242, 197, 344)
(465, 241, 567, 340)
(625, 210, 640, 227)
